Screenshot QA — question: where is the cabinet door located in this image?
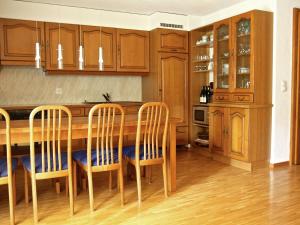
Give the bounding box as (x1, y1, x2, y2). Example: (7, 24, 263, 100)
(117, 29, 149, 72)
(0, 19, 45, 65)
(231, 12, 254, 93)
(213, 19, 232, 93)
(159, 53, 188, 126)
(45, 23, 79, 70)
(157, 29, 188, 53)
(228, 108, 249, 161)
(81, 26, 116, 71)
(209, 107, 228, 155)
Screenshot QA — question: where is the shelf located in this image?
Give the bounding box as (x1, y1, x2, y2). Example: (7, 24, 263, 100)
(193, 59, 213, 63)
(193, 41, 213, 48)
(237, 73, 250, 75)
(194, 70, 213, 73)
(237, 33, 251, 38)
(217, 74, 229, 77)
(218, 37, 229, 42)
(193, 123, 209, 128)
(218, 56, 229, 60)
(237, 53, 251, 57)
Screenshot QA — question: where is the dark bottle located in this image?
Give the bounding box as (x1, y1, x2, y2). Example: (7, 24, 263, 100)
(206, 86, 211, 103)
(200, 86, 205, 103)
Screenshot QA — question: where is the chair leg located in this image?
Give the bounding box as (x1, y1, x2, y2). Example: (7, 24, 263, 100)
(135, 164, 142, 207)
(24, 167, 29, 204)
(147, 166, 152, 184)
(68, 172, 74, 216)
(8, 172, 15, 225)
(109, 171, 112, 191)
(73, 162, 77, 199)
(87, 171, 94, 212)
(162, 162, 168, 198)
(13, 173, 17, 206)
(65, 176, 69, 197)
(119, 167, 124, 206)
(31, 176, 38, 223)
(55, 179, 60, 194)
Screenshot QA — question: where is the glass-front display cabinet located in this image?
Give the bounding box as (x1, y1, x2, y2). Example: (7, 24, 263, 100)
(213, 19, 231, 92)
(232, 13, 254, 92)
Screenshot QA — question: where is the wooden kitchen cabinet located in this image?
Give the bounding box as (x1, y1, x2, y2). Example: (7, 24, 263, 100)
(117, 29, 149, 72)
(153, 28, 188, 53)
(209, 107, 228, 156)
(143, 28, 189, 145)
(228, 108, 249, 161)
(213, 10, 273, 105)
(0, 18, 45, 65)
(45, 23, 79, 71)
(209, 104, 271, 171)
(159, 52, 188, 126)
(81, 26, 116, 71)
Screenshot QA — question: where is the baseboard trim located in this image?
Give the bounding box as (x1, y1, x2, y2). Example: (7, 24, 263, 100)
(269, 161, 290, 169)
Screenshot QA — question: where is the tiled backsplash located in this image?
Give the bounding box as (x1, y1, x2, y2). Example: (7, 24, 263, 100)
(0, 67, 142, 105)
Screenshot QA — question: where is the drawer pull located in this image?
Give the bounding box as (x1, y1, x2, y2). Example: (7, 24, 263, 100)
(238, 96, 245, 101)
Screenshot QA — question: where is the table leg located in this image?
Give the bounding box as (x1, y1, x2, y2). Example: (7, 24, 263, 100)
(167, 122, 176, 192)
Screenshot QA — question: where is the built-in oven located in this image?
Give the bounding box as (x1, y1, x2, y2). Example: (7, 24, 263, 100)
(192, 105, 209, 126)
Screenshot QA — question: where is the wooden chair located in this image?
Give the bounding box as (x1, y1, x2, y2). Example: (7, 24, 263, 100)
(123, 102, 169, 206)
(21, 105, 74, 223)
(72, 104, 125, 211)
(0, 108, 17, 225)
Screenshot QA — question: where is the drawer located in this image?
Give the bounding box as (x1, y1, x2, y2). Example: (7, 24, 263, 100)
(213, 94, 231, 102)
(70, 107, 85, 117)
(176, 126, 188, 145)
(232, 94, 254, 103)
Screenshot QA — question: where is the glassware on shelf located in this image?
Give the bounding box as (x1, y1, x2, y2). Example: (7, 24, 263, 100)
(237, 19, 251, 36)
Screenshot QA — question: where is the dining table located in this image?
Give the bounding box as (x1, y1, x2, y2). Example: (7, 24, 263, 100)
(0, 116, 179, 192)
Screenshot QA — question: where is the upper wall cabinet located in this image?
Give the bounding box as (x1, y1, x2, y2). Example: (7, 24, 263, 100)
(81, 26, 116, 71)
(213, 10, 273, 104)
(154, 29, 188, 53)
(45, 23, 79, 71)
(117, 29, 149, 72)
(0, 18, 45, 65)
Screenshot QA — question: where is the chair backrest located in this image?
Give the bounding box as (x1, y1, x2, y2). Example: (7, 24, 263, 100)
(135, 102, 169, 161)
(87, 104, 125, 170)
(29, 105, 72, 174)
(0, 108, 12, 179)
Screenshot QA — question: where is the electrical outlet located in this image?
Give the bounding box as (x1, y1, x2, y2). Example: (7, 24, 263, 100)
(55, 88, 62, 95)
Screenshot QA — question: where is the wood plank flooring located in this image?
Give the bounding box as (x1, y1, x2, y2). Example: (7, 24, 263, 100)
(1, 148, 300, 225)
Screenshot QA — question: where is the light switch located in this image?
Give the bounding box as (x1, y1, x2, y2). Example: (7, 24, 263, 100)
(280, 80, 287, 92)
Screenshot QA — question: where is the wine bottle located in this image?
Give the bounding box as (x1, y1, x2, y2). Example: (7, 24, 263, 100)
(203, 86, 207, 103)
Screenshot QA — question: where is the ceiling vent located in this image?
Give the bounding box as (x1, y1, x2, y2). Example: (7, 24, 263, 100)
(160, 23, 183, 29)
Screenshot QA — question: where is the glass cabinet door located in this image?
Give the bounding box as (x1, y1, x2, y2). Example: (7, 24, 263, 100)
(234, 16, 252, 90)
(214, 22, 230, 90)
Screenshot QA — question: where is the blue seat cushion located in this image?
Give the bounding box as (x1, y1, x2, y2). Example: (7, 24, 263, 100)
(0, 158, 18, 177)
(72, 149, 119, 166)
(21, 152, 68, 173)
(123, 145, 162, 160)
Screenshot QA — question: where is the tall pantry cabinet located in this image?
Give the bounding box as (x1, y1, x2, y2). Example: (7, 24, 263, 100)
(142, 28, 189, 145)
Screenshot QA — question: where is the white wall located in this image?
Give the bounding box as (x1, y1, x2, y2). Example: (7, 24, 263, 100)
(270, 0, 300, 163)
(0, 0, 149, 30)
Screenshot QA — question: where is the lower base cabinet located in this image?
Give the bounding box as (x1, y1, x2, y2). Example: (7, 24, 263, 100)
(209, 104, 272, 170)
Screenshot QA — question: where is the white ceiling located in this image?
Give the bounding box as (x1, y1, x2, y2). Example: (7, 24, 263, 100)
(17, 0, 246, 16)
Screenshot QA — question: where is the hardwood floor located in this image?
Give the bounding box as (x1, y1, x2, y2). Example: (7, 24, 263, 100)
(0, 148, 300, 225)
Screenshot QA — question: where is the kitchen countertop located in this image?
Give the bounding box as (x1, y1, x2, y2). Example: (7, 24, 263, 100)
(0, 101, 144, 110)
